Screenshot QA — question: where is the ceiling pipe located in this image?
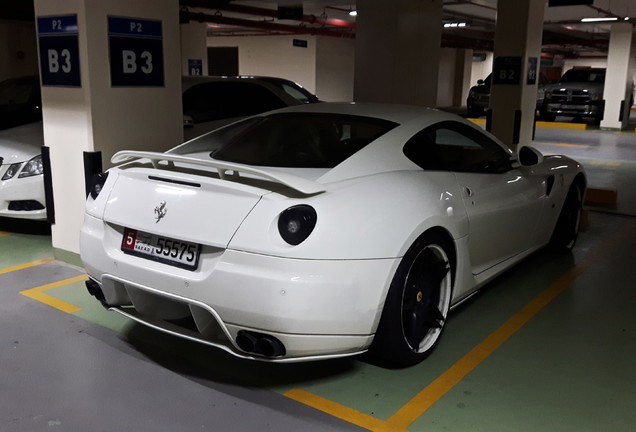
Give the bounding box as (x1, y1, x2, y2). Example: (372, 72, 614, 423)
(189, 12, 355, 38)
(181, 2, 355, 29)
(585, 4, 622, 19)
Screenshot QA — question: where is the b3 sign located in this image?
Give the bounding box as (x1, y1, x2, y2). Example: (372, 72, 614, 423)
(37, 15, 81, 87)
(108, 16, 164, 87)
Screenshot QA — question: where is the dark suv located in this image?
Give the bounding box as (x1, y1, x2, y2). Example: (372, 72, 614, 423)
(467, 73, 548, 118)
(540, 68, 605, 123)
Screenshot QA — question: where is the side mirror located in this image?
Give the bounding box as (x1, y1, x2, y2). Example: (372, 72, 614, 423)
(477, 79, 484, 85)
(183, 115, 194, 129)
(517, 146, 543, 166)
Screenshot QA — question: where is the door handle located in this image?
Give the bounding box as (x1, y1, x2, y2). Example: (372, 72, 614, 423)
(464, 186, 474, 197)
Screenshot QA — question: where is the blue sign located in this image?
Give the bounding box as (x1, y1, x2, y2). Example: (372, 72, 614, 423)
(37, 15, 81, 87)
(108, 16, 164, 87)
(188, 59, 203, 76)
(493, 56, 522, 85)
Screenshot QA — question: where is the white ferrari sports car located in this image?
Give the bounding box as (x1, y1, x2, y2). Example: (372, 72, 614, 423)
(80, 103, 585, 367)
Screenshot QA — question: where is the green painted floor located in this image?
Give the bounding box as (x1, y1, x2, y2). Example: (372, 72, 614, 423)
(2, 210, 635, 431)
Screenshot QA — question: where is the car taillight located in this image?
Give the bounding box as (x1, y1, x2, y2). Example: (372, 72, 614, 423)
(278, 205, 317, 245)
(88, 172, 109, 199)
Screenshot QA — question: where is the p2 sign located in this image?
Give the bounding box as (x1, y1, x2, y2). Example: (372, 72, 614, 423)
(108, 17, 164, 87)
(37, 15, 81, 87)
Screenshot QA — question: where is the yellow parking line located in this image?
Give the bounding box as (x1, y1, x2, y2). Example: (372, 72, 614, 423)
(536, 121, 587, 130)
(20, 275, 87, 314)
(533, 141, 593, 148)
(386, 266, 585, 429)
(589, 161, 621, 167)
(0, 258, 55, 275)
(285, 389, 404, 432)
(0, 231, 12, 237)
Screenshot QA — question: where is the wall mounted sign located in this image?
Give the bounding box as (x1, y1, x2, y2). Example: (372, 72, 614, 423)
(493, 56, 522, 85)
(293, 39, 308, 48)
(37, 15, 81, 87)
(188, 59, 203, 76)
(108, 16, 164, 87)
(527, 57, 538, 85)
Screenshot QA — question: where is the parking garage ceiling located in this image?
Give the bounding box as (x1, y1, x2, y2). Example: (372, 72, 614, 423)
(2, 1, 634, 57)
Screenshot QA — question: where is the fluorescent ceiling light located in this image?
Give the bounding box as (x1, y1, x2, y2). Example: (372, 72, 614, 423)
(580, 17, 618, 22)
(444, 22, 467, 28)
(349, 10, 357, 17)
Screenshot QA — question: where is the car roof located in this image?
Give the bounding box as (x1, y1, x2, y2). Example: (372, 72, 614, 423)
(181, 75, 301, 91)
(260, 101, 461, 126)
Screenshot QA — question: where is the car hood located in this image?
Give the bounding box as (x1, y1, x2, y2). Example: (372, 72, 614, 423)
(0, 121, 43, 163)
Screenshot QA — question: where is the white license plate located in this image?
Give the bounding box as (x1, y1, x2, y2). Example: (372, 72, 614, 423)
(121, 228, 201, 270)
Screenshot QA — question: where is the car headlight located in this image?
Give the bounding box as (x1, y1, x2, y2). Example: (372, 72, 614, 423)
(278, 205, 317, 245)
(2, 163, 22, 180)
(18, 155, 44, 178)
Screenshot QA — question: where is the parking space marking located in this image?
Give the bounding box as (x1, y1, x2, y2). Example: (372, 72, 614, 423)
(386, 265, 586, 430)
(286, 218, 636, 432)
(589, 161, 622, 167)
(285, 389, 404, 432)
(0, 257, 54, 275)
(533, 141, 593, 149)
(20, 275, 87, 314)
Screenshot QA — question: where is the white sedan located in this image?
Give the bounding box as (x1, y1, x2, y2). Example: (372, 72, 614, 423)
(0, 122, 46, 220)
(80, 103, 585, 367)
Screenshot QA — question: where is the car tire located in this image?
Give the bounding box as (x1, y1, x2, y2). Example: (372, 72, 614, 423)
(369, 232, 454, 367)
(550, 182, 583, 251)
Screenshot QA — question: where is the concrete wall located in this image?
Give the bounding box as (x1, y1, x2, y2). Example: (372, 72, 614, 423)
(207, 35, 318, 95)
(315, 36, 355, 102)
(470, 52, 494, 86)
(0, 20, 39, 81)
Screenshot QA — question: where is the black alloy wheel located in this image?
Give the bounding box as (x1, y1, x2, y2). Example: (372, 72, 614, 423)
(369, 232, 454, 367)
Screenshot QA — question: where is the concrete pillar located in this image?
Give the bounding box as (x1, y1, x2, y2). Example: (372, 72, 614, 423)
(453, 48, 473, 107)
(34, 0, 182, 260)
(600, 23, 635, 130)
(489, 0, 546, 152)
(354, 0, 442, 106)
(181, 22, 208, 76)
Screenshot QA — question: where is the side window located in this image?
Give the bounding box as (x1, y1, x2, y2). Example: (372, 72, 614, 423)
(403, 121, 512, 173)
(229, 83, 287, 115)
(182, 82, 287, 124)
(182, 83, 224, 123)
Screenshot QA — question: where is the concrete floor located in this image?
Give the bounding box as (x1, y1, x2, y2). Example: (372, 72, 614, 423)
(1, 123, 635, 432)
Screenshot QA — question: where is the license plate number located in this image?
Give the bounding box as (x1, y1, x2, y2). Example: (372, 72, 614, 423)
(121, 228, 201, 270)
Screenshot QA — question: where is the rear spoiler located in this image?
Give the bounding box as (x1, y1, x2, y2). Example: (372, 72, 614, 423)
(111, 150, 326, 195)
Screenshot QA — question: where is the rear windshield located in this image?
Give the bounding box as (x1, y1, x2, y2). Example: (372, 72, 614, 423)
(177, 113, 397, 168)
(560, 69, 605, 83)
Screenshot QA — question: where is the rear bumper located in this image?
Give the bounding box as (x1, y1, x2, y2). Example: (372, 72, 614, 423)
(80, 214, 399, 361)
